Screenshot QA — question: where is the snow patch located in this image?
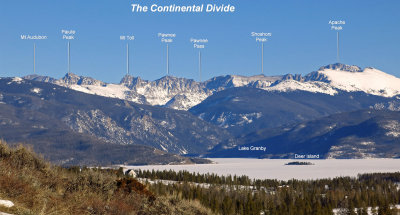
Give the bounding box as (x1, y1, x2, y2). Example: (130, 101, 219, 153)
(160, 145, 168, 151)
(198, 113, 205, 120)
(231, 97, 241, 102)
(237, 112, 263, 125)
(213, 112, 263, 128)
(0, 199, 14, 208)
(359, 141, 374, 146)
(382, 120, 400, 137)
(30, 87, 42, 94)
(7, 77, 24, 85)
(179, 148, 188, 154)
(216, 112, 229, 128)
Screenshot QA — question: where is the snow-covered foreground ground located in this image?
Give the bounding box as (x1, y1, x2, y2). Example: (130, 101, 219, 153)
(124, 158, 400, 181)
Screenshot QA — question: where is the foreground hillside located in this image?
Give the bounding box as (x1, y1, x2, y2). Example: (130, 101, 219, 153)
(0, 140, 213, 215)
(2, 140, 400, 214)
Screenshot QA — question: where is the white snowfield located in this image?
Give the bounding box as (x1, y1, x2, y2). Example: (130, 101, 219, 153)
(0, 200, 14, 208)
(319, 67, 400, 97)
(22, 64, 400, 110)
(265, 80, 338, 95)
(7, 77, 23, 85)
(67, 84, 130, 101)
(126, 158, 400, 181)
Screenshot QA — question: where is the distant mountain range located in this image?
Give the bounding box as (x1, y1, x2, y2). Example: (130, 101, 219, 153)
(24, 72, 280, 111)
(207, 109, 400, 159)
(24, 63, 400, 111)
(0, 63, 399, 164)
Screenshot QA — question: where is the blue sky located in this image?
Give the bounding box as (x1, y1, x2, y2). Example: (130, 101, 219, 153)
(0, 0, 399, 83)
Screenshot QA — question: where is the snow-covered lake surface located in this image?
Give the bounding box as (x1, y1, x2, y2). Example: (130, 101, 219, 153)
(124, 158, 400, 181)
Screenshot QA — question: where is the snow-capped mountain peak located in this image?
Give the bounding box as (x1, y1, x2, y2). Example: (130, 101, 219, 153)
(319, 63, 362, 73)
(120, 74, 147, 89)
(60, 73, 105, 86)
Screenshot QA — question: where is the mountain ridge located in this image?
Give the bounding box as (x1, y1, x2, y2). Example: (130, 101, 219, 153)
(189, 87, 400, 135)
(23, 63, 400, 110)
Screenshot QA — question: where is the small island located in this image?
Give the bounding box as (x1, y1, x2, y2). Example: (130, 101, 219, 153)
(285, 161, 314, 166)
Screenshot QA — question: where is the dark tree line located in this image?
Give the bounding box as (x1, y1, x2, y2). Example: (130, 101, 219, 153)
(138, 170, 400, 215)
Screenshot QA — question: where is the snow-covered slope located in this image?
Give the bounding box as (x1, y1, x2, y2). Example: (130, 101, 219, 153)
(23, 63, 400, 110)
(265, 80, 338, 95)
(263, 63, 400, 96)
(316, 66, 400, 97)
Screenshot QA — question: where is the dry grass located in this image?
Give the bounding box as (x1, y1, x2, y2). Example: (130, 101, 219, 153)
(0, 140, 214, 215)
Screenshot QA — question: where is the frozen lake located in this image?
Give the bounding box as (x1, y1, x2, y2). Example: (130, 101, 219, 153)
(124, 158, 400, 181)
